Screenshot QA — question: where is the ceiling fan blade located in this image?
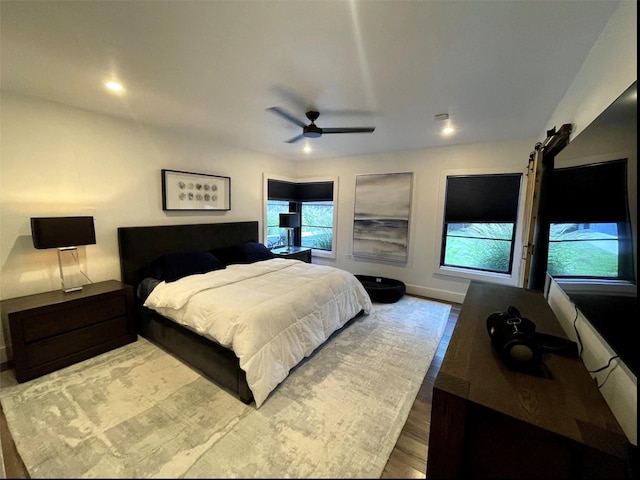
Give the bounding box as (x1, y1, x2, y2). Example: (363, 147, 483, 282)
(266, 107, 307, 128)
(285, 133, 305, 143)
(322, 127, 376, 134)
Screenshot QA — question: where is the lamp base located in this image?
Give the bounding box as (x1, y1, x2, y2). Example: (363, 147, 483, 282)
(57, 247, 85, 293)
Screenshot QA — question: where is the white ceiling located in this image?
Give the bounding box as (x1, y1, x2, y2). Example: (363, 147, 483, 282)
(0, 0, 621, 161)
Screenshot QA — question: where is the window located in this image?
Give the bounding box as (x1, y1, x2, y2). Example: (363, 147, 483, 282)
(548, 222, 626, 278)
(265, 177, 337, 258)
(547, 160, 634, 281)
(443, 223, 515, 273)
(301, 201, 334, 251)
(441, 173, 522, 275)
(266, 199, 290, 248)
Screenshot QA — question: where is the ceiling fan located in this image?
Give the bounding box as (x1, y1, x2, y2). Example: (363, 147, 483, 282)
(267, 107, 375, 143)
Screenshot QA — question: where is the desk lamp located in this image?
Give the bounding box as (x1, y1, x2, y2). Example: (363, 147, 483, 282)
(31, 216, 96, 293)
(279, 212, 300, 251)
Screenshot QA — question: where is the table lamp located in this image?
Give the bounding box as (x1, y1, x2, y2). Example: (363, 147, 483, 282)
(279, 212, 300, 250)
(31, 216, 96, 293)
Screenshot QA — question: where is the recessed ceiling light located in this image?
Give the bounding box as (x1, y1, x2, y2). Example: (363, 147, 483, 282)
(105, 81, 124, 92)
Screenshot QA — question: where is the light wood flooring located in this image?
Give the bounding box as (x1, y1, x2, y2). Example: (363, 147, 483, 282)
(0, 300, 460, 479)
(381, 301, 460, 478)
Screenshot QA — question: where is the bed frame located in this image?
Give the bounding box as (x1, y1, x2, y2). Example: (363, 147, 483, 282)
(118, 221, 260, 403)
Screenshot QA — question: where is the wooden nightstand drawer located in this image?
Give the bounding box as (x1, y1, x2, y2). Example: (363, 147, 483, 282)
(25, 316, 129, 368)
(22, 295, 126, 342)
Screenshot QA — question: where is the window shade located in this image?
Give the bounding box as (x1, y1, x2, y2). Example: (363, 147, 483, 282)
(548, 159, 629, 223)
(444, 174, 522, 223)
(267, 180, 297, 201)
(267, 180, 333, 202)
(297, 181, 333, 201)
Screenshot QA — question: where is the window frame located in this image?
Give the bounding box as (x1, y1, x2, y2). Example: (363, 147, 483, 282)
(263, 173, 338, 260)
(433, 167, 527, 286)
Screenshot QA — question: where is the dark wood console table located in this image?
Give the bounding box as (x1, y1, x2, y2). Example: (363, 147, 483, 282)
(427, 280, 630, 479)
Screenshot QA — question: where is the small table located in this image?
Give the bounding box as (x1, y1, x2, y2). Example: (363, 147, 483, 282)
(1, 280, 137, 382)
(271, 246, 312, 263)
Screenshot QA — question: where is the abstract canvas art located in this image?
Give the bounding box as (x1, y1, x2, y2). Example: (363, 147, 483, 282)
(353, 172, 413, 262)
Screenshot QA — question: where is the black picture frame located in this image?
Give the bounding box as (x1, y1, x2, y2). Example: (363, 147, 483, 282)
(161, 169, 231, 211)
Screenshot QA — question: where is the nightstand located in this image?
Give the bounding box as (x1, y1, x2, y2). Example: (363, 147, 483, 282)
(1, 280, 137, 383)
(271, 246, 312, 263)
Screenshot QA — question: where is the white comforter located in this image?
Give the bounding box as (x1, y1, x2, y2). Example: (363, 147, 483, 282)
(144, 258, 372, 407)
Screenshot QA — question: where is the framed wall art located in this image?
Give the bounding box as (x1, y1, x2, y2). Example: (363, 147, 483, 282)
(162, 169, 231, 211)
(353, 172, 413, 263)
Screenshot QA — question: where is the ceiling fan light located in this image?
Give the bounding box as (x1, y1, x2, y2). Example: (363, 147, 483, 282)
(303, 125, 322, 138)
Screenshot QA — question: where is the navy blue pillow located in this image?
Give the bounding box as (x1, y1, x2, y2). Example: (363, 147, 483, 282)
(147, 252, 226, 283)
(238, 241, 276, 263)
(211, 241, 275, 265)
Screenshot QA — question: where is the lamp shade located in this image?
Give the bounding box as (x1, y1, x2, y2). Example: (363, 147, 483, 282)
(279, 212, 300, 229)
(31, 216, 96, 249)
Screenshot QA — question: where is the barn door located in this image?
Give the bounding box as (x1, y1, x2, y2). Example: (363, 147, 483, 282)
(519, 124, 572, 289)
(519, 147, 543, 287)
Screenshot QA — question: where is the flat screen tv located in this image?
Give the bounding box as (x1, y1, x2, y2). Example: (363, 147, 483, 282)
(551, 81, 637, 376)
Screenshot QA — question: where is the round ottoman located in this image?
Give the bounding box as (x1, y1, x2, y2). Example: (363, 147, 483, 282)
(355, 275, 406, 303)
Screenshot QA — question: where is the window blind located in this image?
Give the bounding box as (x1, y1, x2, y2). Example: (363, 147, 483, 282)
(267, 180, 333, 202)
(548, 159, 629, 223)
(444, 174, 522, 223)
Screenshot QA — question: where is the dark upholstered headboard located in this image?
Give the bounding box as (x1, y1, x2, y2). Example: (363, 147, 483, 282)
(118, 221, 259, 287)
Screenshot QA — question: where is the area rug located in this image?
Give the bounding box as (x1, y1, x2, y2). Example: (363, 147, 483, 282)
(0, 295, 450, 478)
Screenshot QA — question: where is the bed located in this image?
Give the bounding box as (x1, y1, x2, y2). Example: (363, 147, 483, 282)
(118, 221, 372, 407)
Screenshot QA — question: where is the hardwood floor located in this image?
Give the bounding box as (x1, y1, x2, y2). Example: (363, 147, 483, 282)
(0, 300, 460, 479)
(381, 301, 460, 478)
(0, 393, 29, 478)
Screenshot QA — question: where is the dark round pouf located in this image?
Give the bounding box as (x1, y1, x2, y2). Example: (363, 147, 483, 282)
(355, 275, 406, 303)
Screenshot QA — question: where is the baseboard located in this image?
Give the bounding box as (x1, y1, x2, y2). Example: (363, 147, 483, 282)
(405, 284, 465, 305)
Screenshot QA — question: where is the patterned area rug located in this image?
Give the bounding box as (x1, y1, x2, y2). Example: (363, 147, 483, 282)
(0, 296, 450, 478)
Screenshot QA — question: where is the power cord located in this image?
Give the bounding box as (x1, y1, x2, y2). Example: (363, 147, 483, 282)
(571, 303, 584, 357)
(588, 354, 621, 374)
(571, 302, 619, 389)
(591, 356, 619, 389)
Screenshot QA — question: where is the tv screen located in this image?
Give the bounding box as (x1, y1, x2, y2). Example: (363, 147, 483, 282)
(551, 81, 637, 375)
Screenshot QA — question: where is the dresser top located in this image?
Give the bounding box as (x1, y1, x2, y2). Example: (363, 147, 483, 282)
(1, 280, 130, 313)
(436, 280, 626, 454)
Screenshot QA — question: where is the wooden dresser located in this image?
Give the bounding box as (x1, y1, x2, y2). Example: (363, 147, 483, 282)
(427, 280, 630, 479)
(1, 280, 137, 382)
